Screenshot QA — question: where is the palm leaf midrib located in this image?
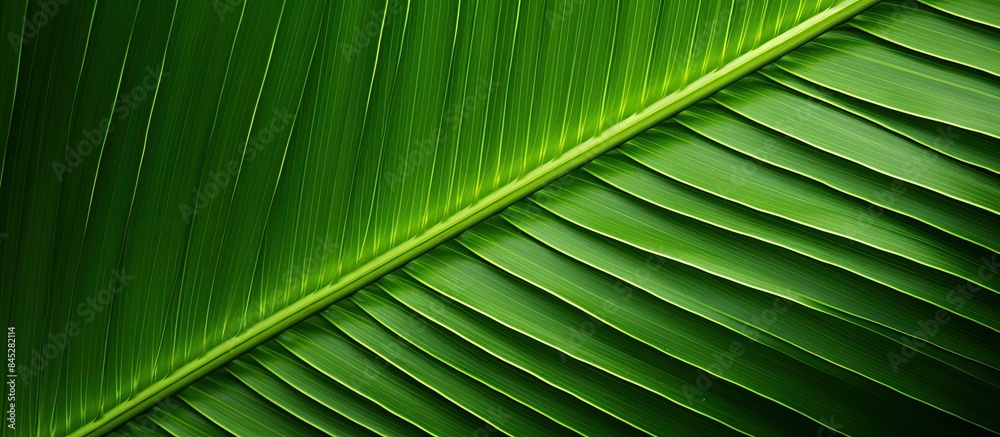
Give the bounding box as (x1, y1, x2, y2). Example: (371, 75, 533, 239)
(71, 1, 880, 435)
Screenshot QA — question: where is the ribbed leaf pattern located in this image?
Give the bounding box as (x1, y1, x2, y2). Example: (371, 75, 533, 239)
(116, 1, 1000, 435)
(2, 1, 865, 434)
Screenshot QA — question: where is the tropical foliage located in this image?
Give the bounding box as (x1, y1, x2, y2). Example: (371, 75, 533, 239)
(2, 0, 998, 435)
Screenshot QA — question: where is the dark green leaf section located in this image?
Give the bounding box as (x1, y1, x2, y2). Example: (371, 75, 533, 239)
(124, 2, 1000, 435)
(148, 400, 229, 437)
(177, 373, 321, 436)
(226, 360, 378, 436)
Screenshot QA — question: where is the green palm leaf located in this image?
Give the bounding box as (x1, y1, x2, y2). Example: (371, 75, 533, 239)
(3, 0, 998, 435)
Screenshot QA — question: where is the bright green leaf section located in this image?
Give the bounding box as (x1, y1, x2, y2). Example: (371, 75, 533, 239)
(775, 29, 1000, 137)
(921, 0, 1000, 28)
(714, 76, 1000, 214)
(588, 152, 1000, 332)
(851, 0, 1000, 74)
(760, 65, 1000, 177)
(621, 122, 998, 294)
